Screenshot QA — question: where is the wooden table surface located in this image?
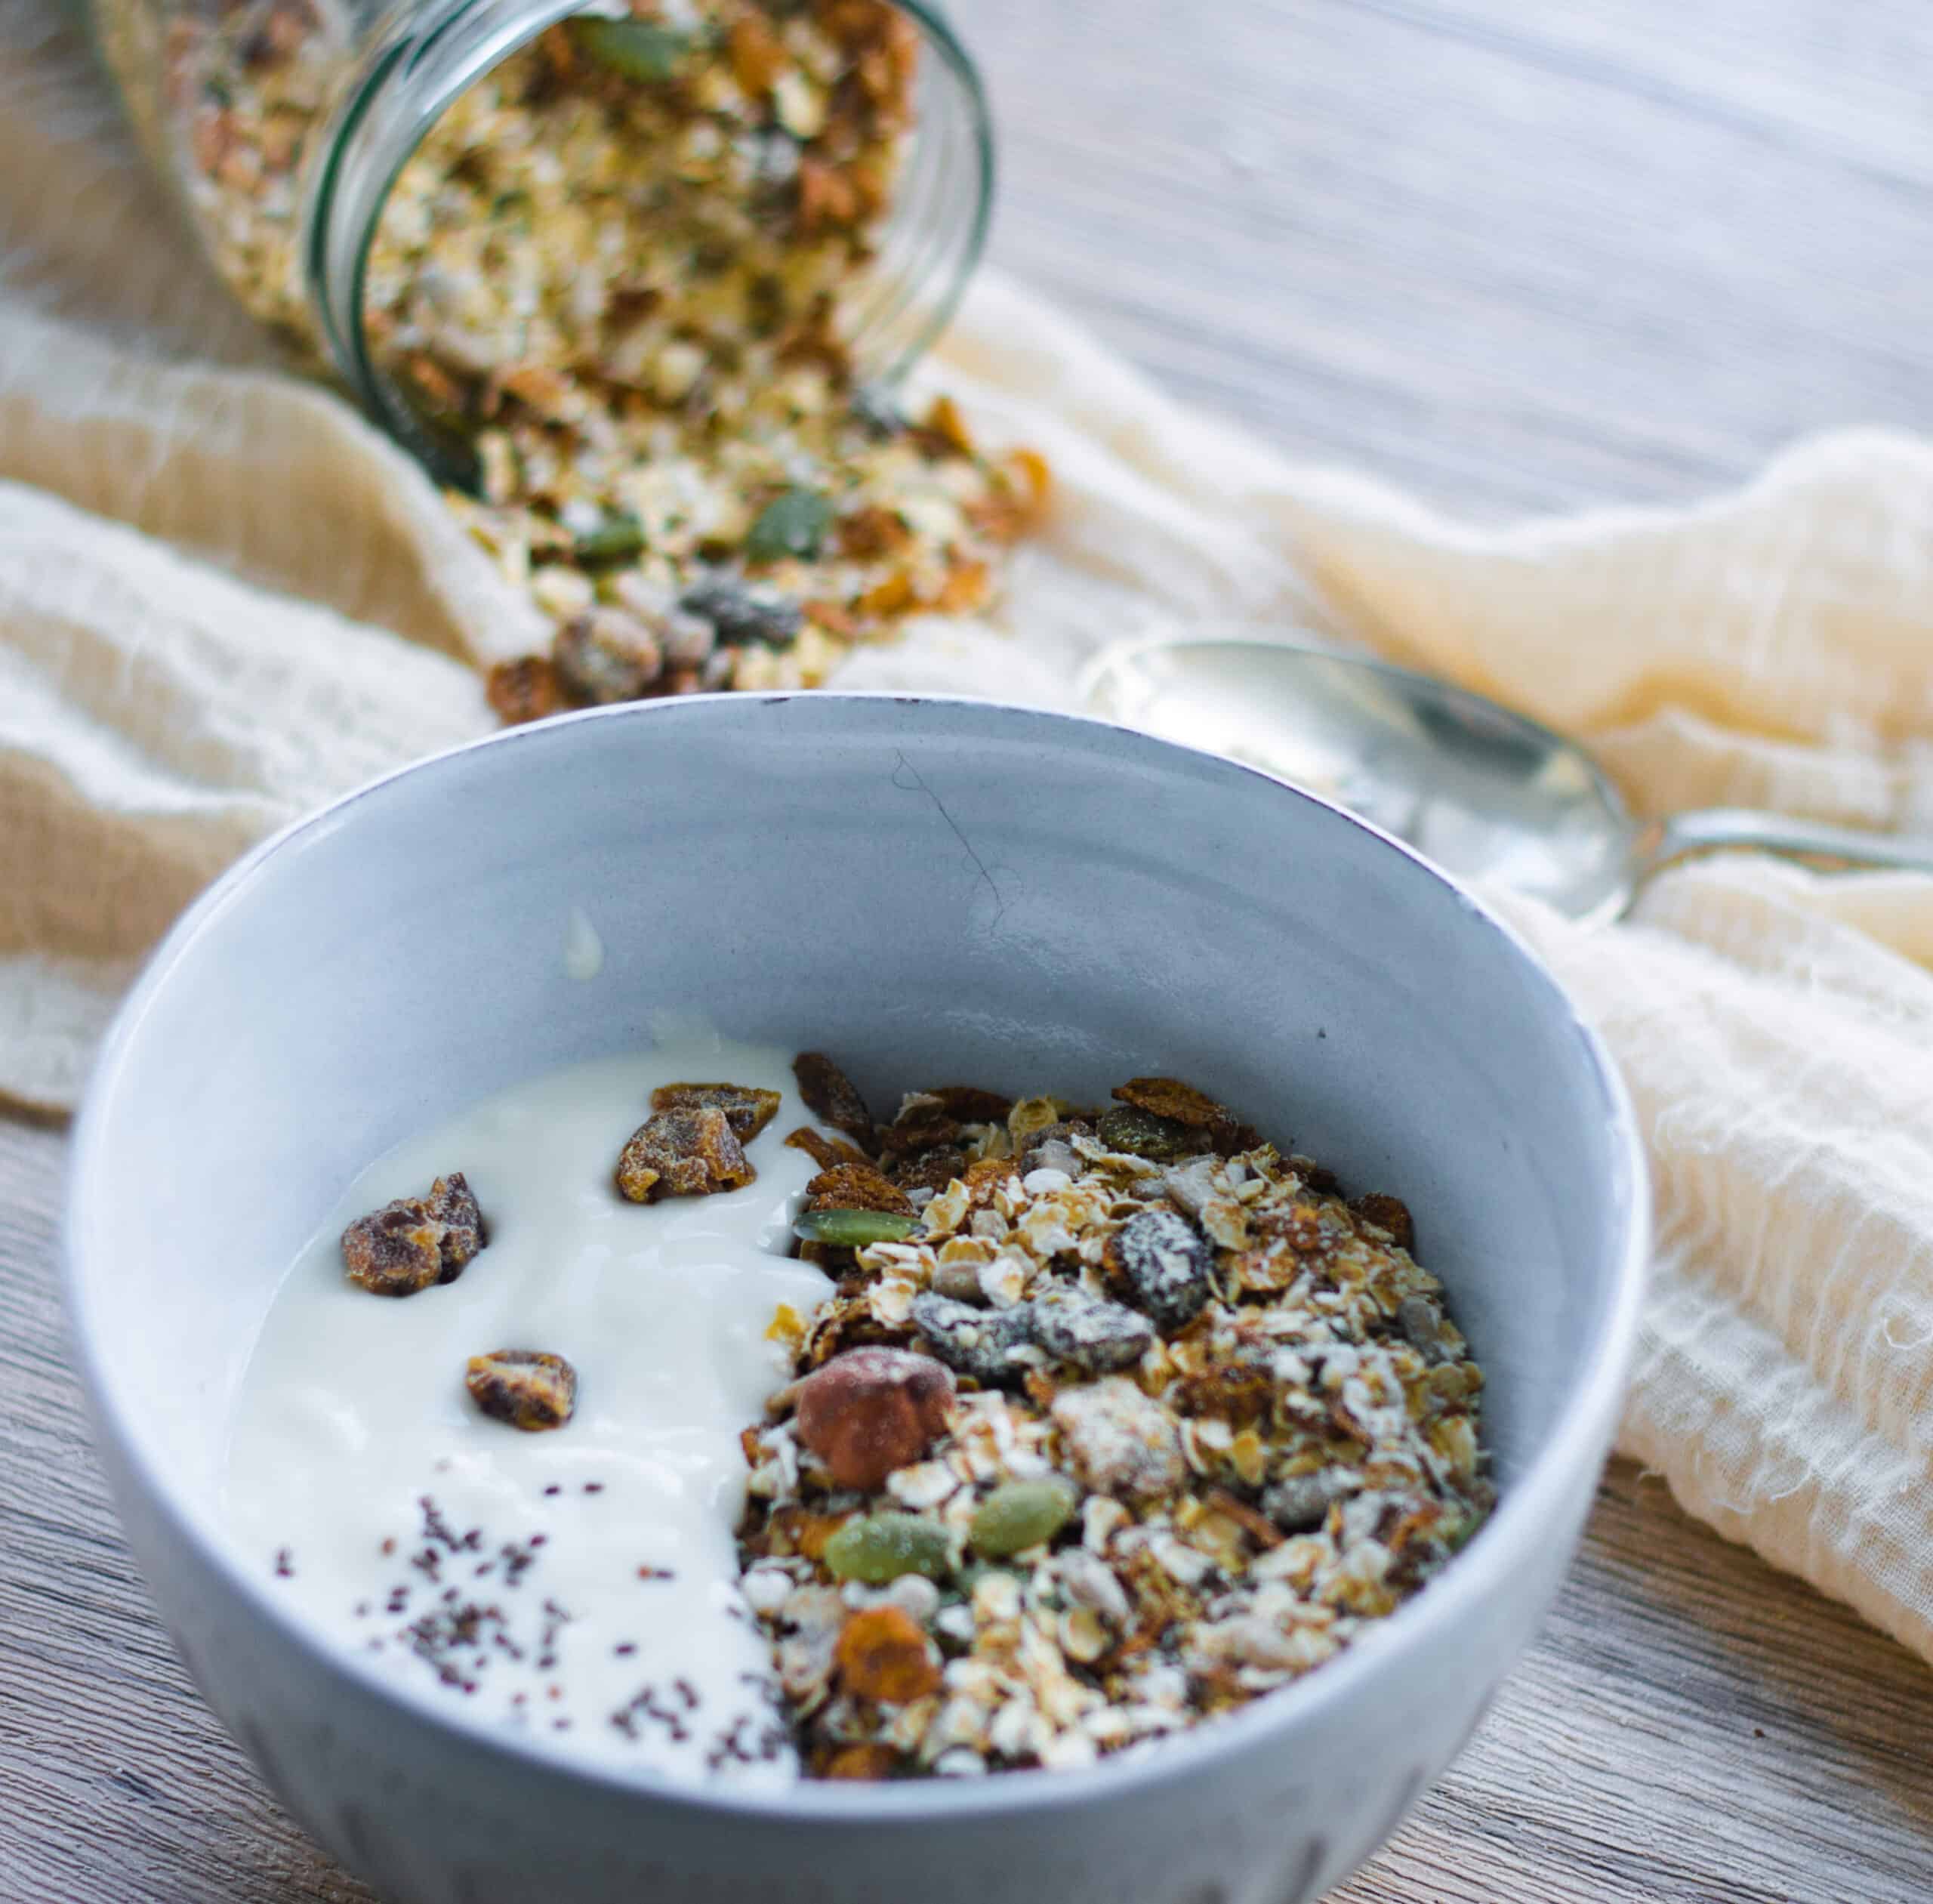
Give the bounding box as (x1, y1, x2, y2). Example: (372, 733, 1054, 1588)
(8, 2, 1933, 1899)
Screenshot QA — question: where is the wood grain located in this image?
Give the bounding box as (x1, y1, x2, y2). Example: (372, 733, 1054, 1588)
(11, 1, 1933, 1899)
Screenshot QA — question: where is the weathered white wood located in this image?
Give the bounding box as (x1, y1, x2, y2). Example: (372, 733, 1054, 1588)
(11, 1, 1933, 1897)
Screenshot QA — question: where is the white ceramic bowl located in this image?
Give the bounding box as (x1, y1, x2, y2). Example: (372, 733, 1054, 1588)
(67, 695, 1645, 1904)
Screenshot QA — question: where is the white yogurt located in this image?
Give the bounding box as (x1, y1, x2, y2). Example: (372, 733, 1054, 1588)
(222, 1042, 832, 1785)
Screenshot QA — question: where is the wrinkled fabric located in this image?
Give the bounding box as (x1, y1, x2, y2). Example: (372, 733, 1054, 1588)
(5, 8, 1932, 1663)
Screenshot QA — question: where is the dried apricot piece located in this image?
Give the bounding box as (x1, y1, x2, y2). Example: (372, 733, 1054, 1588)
(466, 1350, 577, 1430)
(615, 1106, 754, 1202)
(834, 1604, 943, 1702)
(793, 1051, 875, 1149)
(650, 1081, 782, 1142)
(821, 1742, 901, 1781)
(486, 656, 574, 725)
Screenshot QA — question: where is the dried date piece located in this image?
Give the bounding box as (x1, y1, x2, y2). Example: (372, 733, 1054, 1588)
(793, 1051, 875, 1149)
(889, 1143, 969, 1197)
(1352, 1192, 1416, 1254)
(921, 1085, 1013, 1124)
(341, 1172, 487, 1296)
(615, 1106, 754, 1202)
(650, 1081, 783, 1143)
(1102, 1208, 1213, 1332)
(466, 1350, 578, 1431)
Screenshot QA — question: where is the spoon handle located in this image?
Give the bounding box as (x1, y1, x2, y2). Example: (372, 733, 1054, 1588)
(1637, 809, 1933, 885)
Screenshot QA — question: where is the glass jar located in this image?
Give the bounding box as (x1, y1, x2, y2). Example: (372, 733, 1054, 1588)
(87, 0, 993, 481)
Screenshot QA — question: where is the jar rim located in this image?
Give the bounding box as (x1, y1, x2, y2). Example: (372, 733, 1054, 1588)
(303, 0, 995, 489)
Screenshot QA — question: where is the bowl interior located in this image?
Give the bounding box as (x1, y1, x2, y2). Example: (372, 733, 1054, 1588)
(72, 694, 1636, 1592)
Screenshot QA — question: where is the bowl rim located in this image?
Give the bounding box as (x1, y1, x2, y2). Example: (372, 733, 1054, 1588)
(65, 691, 1650, 1823)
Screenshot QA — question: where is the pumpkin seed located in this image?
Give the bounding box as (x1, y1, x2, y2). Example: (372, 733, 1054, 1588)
(793, 1207, 921, 1247)
(570, 18, 692, 82)
(572, 511, 647, 564)
(968, 1477, 1078, 1558)
(745, 486, 833, 563)
(823, 1512, 952, 1584)
(1096, 1104, 1202, 1162)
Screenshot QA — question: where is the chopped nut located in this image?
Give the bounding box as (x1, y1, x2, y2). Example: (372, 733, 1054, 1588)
(1396, 1295, 1447, 1363)
(792, 1347, 954, 1490)
(615, 1106, 754, 1202)
(464, 1350, 578, 1431)
(649, 1082, 782, 1142)
(835, 1604, 942, 1702)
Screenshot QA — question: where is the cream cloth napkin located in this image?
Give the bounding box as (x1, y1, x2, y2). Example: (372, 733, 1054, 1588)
(8, 9, 1933, 1667)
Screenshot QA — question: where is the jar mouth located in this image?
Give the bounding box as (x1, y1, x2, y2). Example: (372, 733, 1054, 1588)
(304, 0, 995, 492)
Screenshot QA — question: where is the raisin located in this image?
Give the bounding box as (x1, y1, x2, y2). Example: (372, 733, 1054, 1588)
(1352, 1192, 1416, 1254)
(1103, 1208, 1213, 1332)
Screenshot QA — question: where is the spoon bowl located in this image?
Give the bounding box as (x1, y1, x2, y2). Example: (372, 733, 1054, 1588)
(1082, 638, 1933, 921)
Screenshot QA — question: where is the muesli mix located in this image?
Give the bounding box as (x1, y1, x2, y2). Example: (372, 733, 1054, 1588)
(150, 0, 1048, 714)
(738, 1056, 1494, 1780)
(330, 1054, 1492, 1781)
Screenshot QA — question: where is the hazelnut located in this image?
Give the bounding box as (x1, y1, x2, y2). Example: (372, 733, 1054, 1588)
(791, 1347, 954, 1490)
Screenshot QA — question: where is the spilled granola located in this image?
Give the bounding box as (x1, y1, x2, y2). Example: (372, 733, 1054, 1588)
(738, 1057, 1494, 1778)
(141, 0, 1047, 712)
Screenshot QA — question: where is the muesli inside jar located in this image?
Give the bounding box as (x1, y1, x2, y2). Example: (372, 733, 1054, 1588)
(738, 1057, 1496, 1779)
(140, 0, 1048, 711)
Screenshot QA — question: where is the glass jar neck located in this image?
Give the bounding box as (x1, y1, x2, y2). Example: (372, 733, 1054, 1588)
(303, 0, 994, 489)
(305, 0, 583, 478)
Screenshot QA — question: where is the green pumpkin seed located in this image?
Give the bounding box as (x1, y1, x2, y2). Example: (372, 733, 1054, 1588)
(1096, 1104, 1199, 1162)
(823, 1513, 952, 1584)
(745, 487, 833, 563)
(968, 1477, 1079, 1558)
(570, 18, 692, 83)
(794, 1207, 921, 1247)
(572, 511, 647, 565)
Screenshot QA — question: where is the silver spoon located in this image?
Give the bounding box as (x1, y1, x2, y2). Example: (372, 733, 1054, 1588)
(1081, 637, 1933, 924)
